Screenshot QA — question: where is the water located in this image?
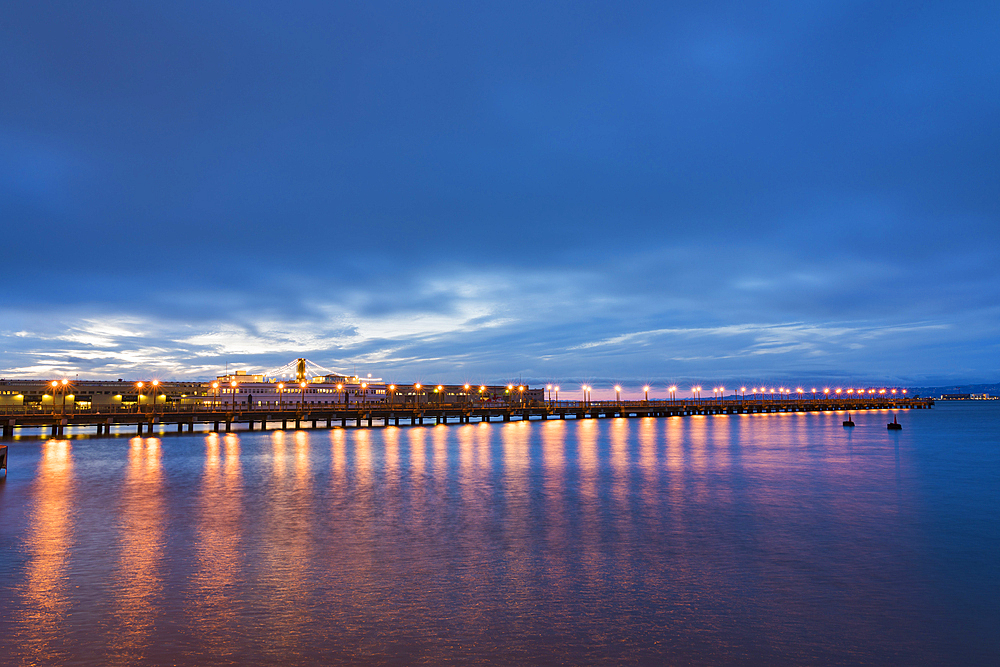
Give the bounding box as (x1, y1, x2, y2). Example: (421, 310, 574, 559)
(1, 403, 997, 665)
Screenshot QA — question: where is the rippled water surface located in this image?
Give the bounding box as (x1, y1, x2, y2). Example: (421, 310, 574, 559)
(1, 403, 998, 665)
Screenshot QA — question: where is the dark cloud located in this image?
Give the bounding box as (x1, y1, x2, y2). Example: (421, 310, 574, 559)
(1, 1, 997, 384)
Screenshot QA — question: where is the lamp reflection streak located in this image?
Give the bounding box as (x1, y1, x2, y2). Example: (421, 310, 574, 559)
(17, 439, 75, 664)
(188, 433, 243, 662)
(107, 437, 165, 665)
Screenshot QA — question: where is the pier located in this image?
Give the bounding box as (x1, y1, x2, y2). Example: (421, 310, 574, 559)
(0, 396, 933, 437)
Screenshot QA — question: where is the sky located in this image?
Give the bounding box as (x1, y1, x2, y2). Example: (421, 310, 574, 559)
(1, 0, 998, 393)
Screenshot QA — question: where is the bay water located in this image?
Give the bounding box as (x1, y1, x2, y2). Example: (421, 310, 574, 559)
(1, 402, 997, 665)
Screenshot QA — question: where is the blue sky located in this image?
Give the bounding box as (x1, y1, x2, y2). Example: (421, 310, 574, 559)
(1, 1, 998, 391)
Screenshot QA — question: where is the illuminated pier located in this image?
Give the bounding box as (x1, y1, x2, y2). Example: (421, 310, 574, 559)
(0, 395, 932, 437)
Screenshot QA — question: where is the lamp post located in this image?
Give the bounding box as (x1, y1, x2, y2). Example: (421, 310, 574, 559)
(643, 386, 649, 402)
(389, 384, 396, 405)
(230, 381, 238, 410)
(135, 381, 144, 414)
(464, 384, 471, 407)
(554, 385, 559, 402)
(361, 382, 368, 409)
(615, 385, 622, 405)
(299, 381, 307, 411)
(414, 383, 422, 407)
(669, 385, 677, 403)
(151, 380, 160, 416)
(437, 385, 444, 407)
(719, 386, 725, 405)
(278, 383, 284, 410)
(740, 386, 746, 402)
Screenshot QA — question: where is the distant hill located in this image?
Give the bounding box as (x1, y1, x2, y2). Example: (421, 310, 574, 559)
(908, 383, 1000, 397)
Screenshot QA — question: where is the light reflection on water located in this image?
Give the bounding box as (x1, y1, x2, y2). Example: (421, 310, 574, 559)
(1, 405, 998, 665)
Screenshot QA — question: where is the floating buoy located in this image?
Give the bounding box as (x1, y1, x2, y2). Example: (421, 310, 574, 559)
(843, 412, 855, 427)
(887, 415, 902, 430)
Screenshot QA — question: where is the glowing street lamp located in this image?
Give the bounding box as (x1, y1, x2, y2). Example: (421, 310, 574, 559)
(299, 381, 307, 410)
(669, 385, 677, 402)
(277, 382, 285, 410)
(231, 381, 238, 410)
(211, 381, 219, 409)
(554, 385, 560, 402)
(719, 386, 726, 404)
(151, 380, 161, 414)
(643, 386, 650, 402)
(740, 386, 747, 401)
(135, 381, 145, 413)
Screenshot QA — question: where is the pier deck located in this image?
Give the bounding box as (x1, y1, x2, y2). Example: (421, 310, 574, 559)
(0, 397, 933, 437)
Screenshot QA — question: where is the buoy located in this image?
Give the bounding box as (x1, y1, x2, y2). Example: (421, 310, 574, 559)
(843, 412, 855, 427)
(887, 415, 902, 430)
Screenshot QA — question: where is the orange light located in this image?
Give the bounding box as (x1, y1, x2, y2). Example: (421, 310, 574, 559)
(390, 385, 396, 390)
(61, 379, 68, 386)
(152, 380, 160, 387)
(51, 381, 59, 387)
(643, 386, 650, 392)
(615, 385, 621, 392)
(212, 382, 218, 388)
(415, 383, 422, 390)
(300, 382, 306, 388)
(278, 383, 284, 389)
(231, 381, 238, 388)
(480, 386, 486, 392)
(136, 382, 144, 389)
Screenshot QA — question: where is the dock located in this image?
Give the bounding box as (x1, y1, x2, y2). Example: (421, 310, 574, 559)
(0, 396, 933, 437)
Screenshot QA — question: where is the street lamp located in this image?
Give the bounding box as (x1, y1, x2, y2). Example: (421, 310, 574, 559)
(151, 380, 160, 415)
(389, 384, 396, 405)
(643, 386, 649, 402)
(554, 385, 560, 402)
(740, 386, 746, 401)
(615, 385, 622, 404)
(278, 382, 285, 410)
(135, 381, 144, 413)
(719, 386, 725, 404)
(231, 381, 238, 410)
(299, 381, 307, 410)
(211, 381, 219, 409)
(361, 382, 368, 408)
(437, 385, 444, 406)
(414, 383, 422, 406)
(669, 385, 677, 403)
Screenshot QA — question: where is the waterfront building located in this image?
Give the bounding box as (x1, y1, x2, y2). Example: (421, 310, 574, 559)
(0, 369, 542, 410)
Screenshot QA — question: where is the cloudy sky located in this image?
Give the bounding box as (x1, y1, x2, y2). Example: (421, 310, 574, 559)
(1, 1, 997, 392)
